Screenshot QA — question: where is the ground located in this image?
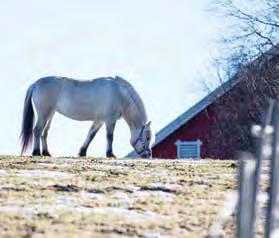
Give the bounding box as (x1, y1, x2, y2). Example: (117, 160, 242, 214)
(0, 156, 239, 237)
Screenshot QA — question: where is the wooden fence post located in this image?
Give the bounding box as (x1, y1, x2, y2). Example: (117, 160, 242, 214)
(210, 99, 278, 237)
(251, 100, 275, 235)
(237, 152, 257, 238)
(237, 100, 275, 238)
(265, 100, 279, 238)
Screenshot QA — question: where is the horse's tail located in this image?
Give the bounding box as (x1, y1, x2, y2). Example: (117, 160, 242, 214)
(20, 84, 35, 154)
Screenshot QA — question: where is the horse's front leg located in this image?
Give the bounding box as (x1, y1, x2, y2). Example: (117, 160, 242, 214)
(78, 121, 103, 157)
(106, 121, 116, 158)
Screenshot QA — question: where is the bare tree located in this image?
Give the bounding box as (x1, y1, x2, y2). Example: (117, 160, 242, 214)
(211, 0, 278, 73)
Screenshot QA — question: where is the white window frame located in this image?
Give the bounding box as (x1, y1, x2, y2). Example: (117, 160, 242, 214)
(175, 139, 203, 160)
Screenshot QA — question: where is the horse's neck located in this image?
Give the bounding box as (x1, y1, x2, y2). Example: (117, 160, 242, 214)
(123, 104, 146, 135)
(123, 107, 144, 129)
(116, 76, 147, 134)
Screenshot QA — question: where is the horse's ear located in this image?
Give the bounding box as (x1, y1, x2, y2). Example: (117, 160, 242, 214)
(146, 121, 151, 127)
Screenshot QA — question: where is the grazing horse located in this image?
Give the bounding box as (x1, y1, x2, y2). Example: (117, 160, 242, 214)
(20, 76, 152, 158)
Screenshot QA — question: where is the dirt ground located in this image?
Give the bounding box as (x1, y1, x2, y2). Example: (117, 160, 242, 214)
(0, 156, 239, 237)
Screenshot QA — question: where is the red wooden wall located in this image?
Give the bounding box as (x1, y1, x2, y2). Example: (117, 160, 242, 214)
(152, 105, 234, 160)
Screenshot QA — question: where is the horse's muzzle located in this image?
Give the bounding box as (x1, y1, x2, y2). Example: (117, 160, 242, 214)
(141, 149, 152, 158)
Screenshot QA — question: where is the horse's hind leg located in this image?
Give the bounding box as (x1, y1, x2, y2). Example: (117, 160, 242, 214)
(32, 114, 49, 156)
(78, 121, 103, 156)
(41, 113, 55, 156)
(31, 81, 58, 156)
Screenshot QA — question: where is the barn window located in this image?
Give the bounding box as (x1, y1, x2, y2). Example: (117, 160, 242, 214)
(175, 140, 203, 160)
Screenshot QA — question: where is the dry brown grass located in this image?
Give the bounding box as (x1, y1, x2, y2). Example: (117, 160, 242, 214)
(0, 156, 237, 237)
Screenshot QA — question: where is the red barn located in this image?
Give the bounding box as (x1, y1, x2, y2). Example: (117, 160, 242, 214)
(151, 77, 240, 160)
(127, 45, 279, 159)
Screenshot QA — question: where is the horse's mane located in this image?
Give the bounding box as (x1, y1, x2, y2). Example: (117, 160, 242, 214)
(114, 76, 147, 122)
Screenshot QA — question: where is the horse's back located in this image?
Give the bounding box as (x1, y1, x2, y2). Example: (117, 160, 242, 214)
(36, 76, 124, 121)
(31, 76, 129, 121)
(58, 76, 124, 108)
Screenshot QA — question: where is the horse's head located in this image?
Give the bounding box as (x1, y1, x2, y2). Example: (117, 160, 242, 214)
(131, 121, 152, 158)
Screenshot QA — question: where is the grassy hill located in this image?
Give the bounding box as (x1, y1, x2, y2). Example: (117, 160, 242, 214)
(0, 156, 237, 237)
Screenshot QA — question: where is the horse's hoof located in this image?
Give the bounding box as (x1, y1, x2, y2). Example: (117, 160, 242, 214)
(42, 150, 51, 157)
(32, 149, 41, 156)
(106, 151, 116, 158)
(78, 148, 87, 157)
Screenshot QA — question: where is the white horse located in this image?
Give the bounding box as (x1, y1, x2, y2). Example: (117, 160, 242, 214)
(20, 76, 152, 158)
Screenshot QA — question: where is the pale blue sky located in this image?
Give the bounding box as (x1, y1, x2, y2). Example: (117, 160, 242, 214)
(0, 0, 221, 157)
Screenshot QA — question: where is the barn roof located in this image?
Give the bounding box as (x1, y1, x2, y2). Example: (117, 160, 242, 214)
(126, 44, 279, 158)
(153, 75, 240, 147)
